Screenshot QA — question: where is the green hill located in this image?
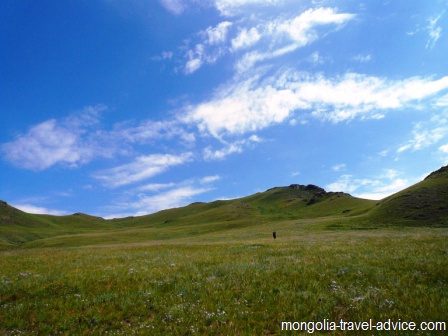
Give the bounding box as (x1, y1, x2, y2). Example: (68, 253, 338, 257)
(0, 184, 374, 248)
(368, 165, 448, 227)
(1, 165, 447, 249)
(0, 202, 112, 247)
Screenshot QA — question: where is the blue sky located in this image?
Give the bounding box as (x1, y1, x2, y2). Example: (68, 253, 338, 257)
(1, 0, 448, 218)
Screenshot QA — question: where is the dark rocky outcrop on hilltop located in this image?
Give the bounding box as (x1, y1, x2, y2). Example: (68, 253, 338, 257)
(72, 212, 105, 221)
(288, 184, 326, 193)
(424, 164, 448, 180)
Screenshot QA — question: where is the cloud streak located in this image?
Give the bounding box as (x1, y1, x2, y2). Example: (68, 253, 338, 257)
(103, 175, 220, 217)
(93, 153, 193, 188)
(1, 105, 108, 171)
(326, 169, 415, 200)
(182, 7, 355, 74)
(185, 70, 448, 137)
(12, 203, 69, 216)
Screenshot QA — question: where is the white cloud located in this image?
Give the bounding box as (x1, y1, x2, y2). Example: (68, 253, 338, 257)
(308, 51, 326, 65)
(115, 119, 195, 145)
(373, 178, 409, 193)
(185, 70, 448, 137)
(1, 105, 108, 171)
(136, 182, 176, 192)
(327, 169, 416, 200)
(436, 93, 448, 107)
(202, 135, 264, 160)
(332, 163, 346, 171)
(93, 153, 193, 188)
(439, 144, 448, 153)
(426, 12, 443, 49)
(200, 175, 221, 184)
(106, 176, 219, 216)
(181, 7, 354, 74)
(202, 21, 233, 45)
(382, 169, 399, 180)
(185, 74, 303, 136)
(326, 174, 377, 194)
(159, 0, 186, 15)
(1, 106, 197, 171)
(397, 116, 448, 153)
(275, 7, 355, 43)
(12, 204, 69, 216)
(151, 51, 174, 61)
(183, 21, 232, 74)
(235, 44, 299, 72)
(248, 134, 263, 142)
(204, 143, 244, 160)
(231, 27, 261, 51)
(132, 186, 212, 214)
(214, 0, 283, 16)
(235, 8, 355, 72)
(185, 47, 204, 74)
(353, 54, 372, 63)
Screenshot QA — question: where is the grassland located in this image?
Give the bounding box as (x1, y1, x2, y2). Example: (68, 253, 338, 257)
(1, 169, 448, 334)
(1, 220, 447, 335)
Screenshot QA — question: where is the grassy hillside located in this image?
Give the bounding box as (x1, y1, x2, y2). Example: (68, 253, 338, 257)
(1, 184, 376, 249)
(0, 173, 447, 334)
(368, 165, 448, 227)
(0, 202, 114, 248)
(1, 164, 448, 249)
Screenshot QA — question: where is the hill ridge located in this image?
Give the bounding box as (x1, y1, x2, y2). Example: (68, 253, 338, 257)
(1, 165, 447, 248)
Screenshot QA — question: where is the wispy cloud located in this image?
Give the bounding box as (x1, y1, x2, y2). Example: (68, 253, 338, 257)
(215, 0, 284, 16)
(353, 54, 373, 63)
(103, 175, 220, 217)
(326, 174, 378, 194)
(332, 163, 346, 171)
(181, 7, 354, 74)
(426, 12, 443, 49)
(1, 105, 108, 171)
(440, 144, 448, 153)
(131, 185, 212, 215)
(93, 152, 193, 188)
(185, 70, 448, 137)
(326, 169, 416, 200)
(135, 182, 176, 192)
(184, 21, 233, 74)
(235, 8, 355, 72)
(397, 114, 448, 153)
(231, 27, 261, 51)
(113, 119, 195, 145)
(1, 106, 195, 171)
(203, 136, 262, 160)
(12, 203, 69, 216)
(200, 175, 221, 183)
(159, 0, 187, 15)
(204, 143, 244, 160)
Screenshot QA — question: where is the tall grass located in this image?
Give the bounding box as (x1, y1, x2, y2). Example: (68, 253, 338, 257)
(1, 227, 446, 335)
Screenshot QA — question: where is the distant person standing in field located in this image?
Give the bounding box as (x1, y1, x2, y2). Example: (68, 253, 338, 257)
(273, 231, 276, 239)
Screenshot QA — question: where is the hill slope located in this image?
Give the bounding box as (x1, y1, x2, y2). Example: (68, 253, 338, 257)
(1, 165, 447, 248)
(368, 165, 448, 226)
(0, 184, 374, 248)
(0, 202, 113, 247)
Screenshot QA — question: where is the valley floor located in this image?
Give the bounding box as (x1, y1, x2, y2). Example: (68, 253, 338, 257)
(1, 223, 447, 335)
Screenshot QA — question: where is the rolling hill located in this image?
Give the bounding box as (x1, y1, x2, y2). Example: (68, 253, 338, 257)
(1, 165, 447, 249)
(368, 165, 448, 226)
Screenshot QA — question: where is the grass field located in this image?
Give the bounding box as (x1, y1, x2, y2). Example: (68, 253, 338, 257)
(1, 171, 448, 334)
(1, 220, 447, 335)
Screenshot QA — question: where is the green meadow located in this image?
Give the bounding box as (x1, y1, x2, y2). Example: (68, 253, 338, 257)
(1, 225, 447, 335)
(1, 168, 448, 335)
